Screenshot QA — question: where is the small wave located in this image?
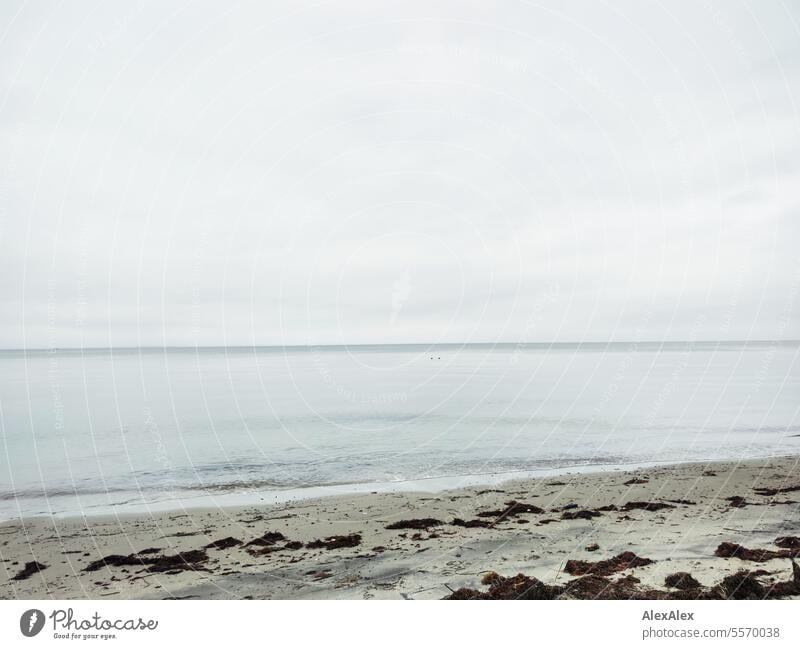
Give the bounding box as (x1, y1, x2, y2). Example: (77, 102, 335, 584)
(0, 453, 642, 501)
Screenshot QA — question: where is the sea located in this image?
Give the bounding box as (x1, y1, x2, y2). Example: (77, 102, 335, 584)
(0, 341, 798, 520)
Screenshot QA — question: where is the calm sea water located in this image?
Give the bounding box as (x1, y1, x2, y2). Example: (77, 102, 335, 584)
(1, 342, 798, 519)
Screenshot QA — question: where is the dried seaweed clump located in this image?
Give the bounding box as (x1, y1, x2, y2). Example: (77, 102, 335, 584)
(12, 561, 48, 581)
(306, 534, 362, 550)
(476, 501, 545, 522)
(715, 542, 798, 562)
(385, 518, 443, 530)
(665, 572, 702, 590)
(564, 552, 654, 577)
(445, 560, 800, 600)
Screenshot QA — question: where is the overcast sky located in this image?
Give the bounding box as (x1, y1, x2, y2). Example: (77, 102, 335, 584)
(1, 0, 799, 348)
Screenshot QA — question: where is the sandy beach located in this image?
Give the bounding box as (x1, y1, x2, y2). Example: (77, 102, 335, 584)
(2, 456, 799, 600)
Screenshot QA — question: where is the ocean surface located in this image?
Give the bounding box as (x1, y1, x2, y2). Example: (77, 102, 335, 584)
(1, 341, 798, 520)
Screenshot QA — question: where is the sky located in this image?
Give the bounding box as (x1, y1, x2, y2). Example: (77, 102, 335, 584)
(1, 0, 799, 348)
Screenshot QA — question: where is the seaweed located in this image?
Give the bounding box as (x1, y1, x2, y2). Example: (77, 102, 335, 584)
(84, 555, 149, 572)
(708, 571, 767, 599)
(753, 484, 800, 497)
(444, 559, 800, 600)
(774, 536, 800, 549)
(306, 534, 362, 550)
(146, 550, 209, 573)
(446, 572, 561, 600)
(621, 501, 674, 512)
(245, 531, 286, 547)
(564, 551, 654, 577)
(11, 561, 48, 581)
(725, 496, 748, 508)
(715, 542, 798, 562)
(84, 550, 208, 574)
(665, 572, 702, 590)
(476, 500, 544, 522)
(562, 509, 602, 520)
(205, 537, 242, 550)
(385, 518, 443, 530)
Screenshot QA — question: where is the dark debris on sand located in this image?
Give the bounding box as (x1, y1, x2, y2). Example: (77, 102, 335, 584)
(665, 572, 702, 590)
(565, 551, 654, 577)
(11, 561, 48, 581)
(476, 500, 545, 523)
(753, 484, 800, 497)
(84, 549, 209, 574)
(562, 509, 602, 520)
(775, 536, 800, 549)
(445, 573, 652, 600)
(385, 518, 443, 530)
(84, 555, 150, 571)
(306, 534, 362, 550)
(768, 560, 800, 598)
(559, 501, 679, 519)
(621, 501, 674, 512)
(451, 518, 493, 528)
(137, 547, 161, 555)
(205, 537, 242, 550)
(245, 531, 286, 547)
(715, 542, 799, 562)
(145, 550, 209, 573)
(711, 571, 769, 599)
(246, 537, 304, 556)
(445, 559, 800, 600)
(725, 496, 749, 508)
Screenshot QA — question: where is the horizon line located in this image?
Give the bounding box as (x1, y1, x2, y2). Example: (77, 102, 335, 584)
(2, 339, 799, 353)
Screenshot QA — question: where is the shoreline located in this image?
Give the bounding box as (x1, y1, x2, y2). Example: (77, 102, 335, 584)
(2, 455, 799, 599)
(4, 453, 796, 523)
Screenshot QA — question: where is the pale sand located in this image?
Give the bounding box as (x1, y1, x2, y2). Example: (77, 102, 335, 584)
(2, 456, 799, 600)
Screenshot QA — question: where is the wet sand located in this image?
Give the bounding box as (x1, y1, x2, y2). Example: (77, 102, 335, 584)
(2, 456, 799, 599)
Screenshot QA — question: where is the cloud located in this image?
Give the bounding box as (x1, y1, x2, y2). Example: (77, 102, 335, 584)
(1, 0, 798, 347)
